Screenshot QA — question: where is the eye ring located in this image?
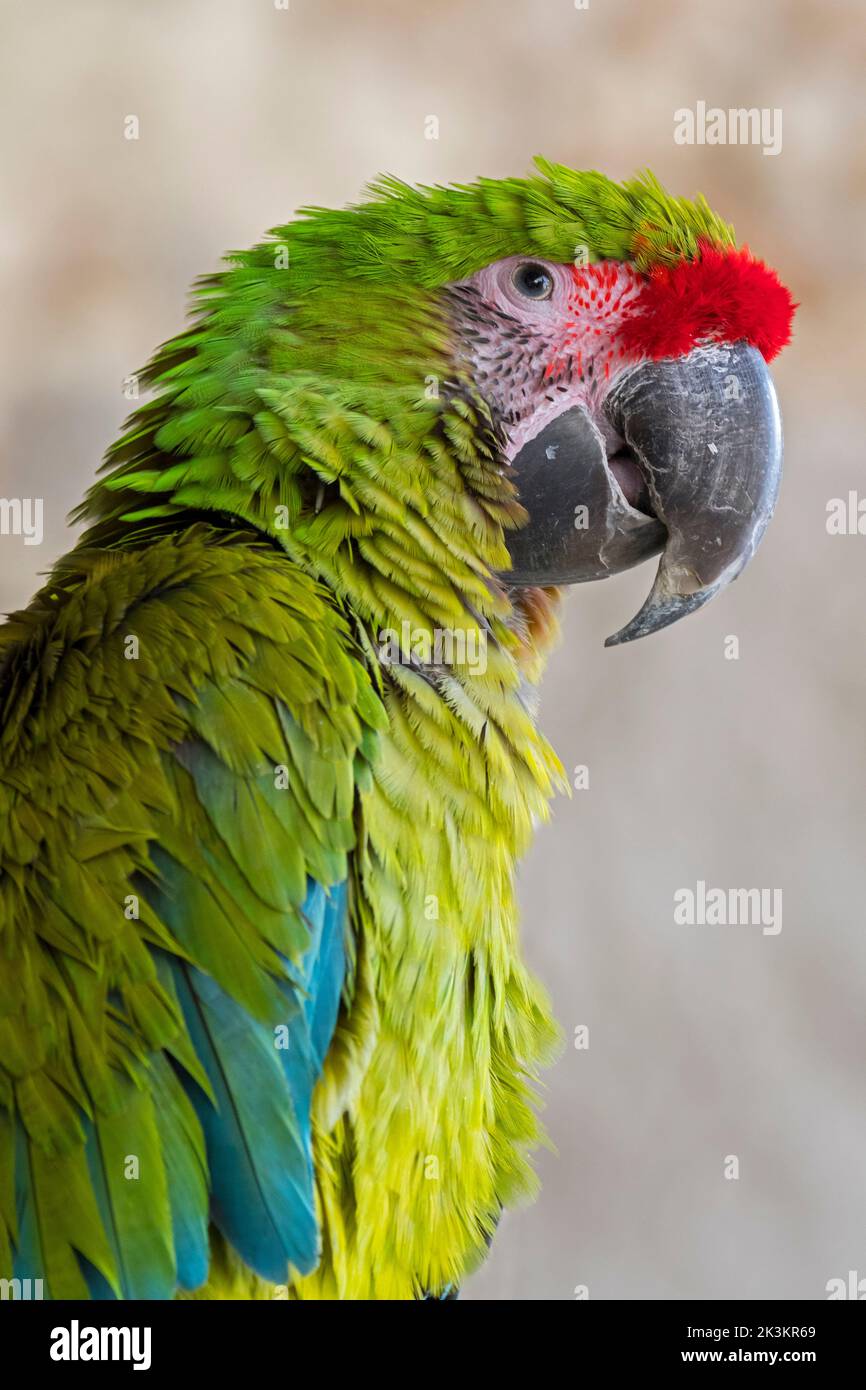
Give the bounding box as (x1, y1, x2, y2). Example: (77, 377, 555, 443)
(511, 261, 555, 301)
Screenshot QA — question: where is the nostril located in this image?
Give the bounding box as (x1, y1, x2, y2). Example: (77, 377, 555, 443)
(607, 447, 654, 516)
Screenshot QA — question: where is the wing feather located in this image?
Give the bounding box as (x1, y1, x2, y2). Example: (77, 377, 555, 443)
(0, 527, 384, 1297)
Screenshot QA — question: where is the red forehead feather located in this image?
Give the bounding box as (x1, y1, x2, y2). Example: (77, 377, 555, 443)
(618, 242, 797, 363)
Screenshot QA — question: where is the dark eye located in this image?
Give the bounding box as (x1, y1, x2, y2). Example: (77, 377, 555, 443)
(512, 262, 554, 300)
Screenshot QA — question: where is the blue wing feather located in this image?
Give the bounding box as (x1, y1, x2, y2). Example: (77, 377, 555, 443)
(153, 875, 346, 1285)
(12, 875, 346, 1297)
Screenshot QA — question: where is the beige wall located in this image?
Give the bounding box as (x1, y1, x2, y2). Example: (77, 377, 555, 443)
(1, 0, 863, 1299)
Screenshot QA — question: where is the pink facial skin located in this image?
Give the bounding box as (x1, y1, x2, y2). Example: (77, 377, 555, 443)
(451, 256, 646, 462)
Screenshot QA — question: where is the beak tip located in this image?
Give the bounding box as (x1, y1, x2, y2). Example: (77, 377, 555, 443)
(604, 584, 721, 648)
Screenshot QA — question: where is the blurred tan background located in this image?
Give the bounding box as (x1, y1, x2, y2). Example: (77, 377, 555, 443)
(1, 0, 864, 1300)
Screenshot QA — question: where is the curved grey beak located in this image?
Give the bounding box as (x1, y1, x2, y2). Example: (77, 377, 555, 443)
(503, 342, 783, 646)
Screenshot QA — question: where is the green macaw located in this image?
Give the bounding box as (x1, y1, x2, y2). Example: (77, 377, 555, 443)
(0, 160, 795, 1301)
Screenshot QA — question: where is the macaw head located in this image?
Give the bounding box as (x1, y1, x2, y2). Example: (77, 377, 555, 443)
(435, 161, 795, 645)
(452, 233, 792, 645)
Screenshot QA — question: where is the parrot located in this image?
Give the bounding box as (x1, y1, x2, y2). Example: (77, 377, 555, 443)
(0, 159, 795, 1302)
